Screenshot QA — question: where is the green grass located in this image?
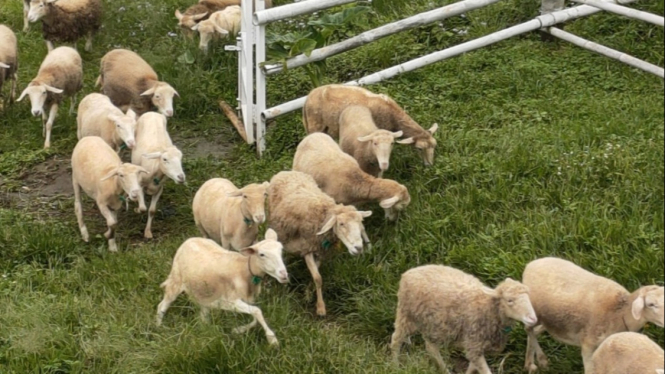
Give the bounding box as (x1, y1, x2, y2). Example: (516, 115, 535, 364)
(0, 0, 663, 372)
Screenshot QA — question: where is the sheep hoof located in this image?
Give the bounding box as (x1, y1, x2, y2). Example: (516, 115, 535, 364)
(526, 363, 538, 373)
(232, 326, 247, 334)
(81, 228, 89, 242)
(536, 356, 549, 369)
(108, 240, 118, 252)
(316, 305, 327, 317)
(144, 230, 153, 239)
(267, 335, 279, 347)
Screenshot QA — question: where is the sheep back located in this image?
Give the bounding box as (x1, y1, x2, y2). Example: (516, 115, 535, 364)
(0, 25, 18, 88)
(41, 0, 102, 43)
(100, 49, 159, 114)
(36, 46, 82, 105)
(590, 332, 664, 374)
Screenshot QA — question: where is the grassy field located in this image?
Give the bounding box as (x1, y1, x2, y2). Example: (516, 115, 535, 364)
(0, 0, 663, 372)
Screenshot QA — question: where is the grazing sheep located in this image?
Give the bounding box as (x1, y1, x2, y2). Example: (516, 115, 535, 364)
(192, 178, 269, 250)
(156, 229, 288, 346)
(17, 46, 82, 149)
(339, 105, 403, 178)
(175, 0, 240, 36)
(303, 84, 439, 165)
(77, 93, 137, 151)
(27, 0, 102, 52)
(391, 265, 538, 373)
(191, 6, 241, 53)
(268, 171, 372, 316)
(0, 25, 18, 107)
(293, 133, 410, 221)
(71, 136, 148, 252)
(98, 49, 179, 117)
(522, 257, 665, 373)
(588, 332, 664, 374)
(131, 112, 186, 239)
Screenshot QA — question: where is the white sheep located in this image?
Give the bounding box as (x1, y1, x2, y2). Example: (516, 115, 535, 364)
(156, 229, 288, 346)
(71, 136, 148, 252)
(191, 6, 241, 53)
(303, 84, 439, 165)
(0, 24, 18, 108)
(522, 257, 665, 373)
(339, 105, 403, 178)
(97, 49, 179, 117)
(268, 171, 372, 316)
(175, 0, 241, 37)
(391, 265, 538, 373)
(192, 178, 269, 250)
(588, 332, 664, 374)
(77, 93, 137, 151)
(131, 112, 186, 239)
(293, 133, 410, 221)
(17, 46, 82, 149)
(26, 0, 102, 52)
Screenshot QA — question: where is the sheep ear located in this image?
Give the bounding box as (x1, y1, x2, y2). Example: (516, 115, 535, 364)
(428, 123, 439, 134)
(265, 228, 278, 241)
(17, 88, 29, 102)
(482, 286, 499, 297)
(359, 211, 372, 218)
(142, 152, 161, 159)
(191, 24, 200, 31)
(175, 9, 183, 20)
(192, 12, 208, 21)
(396, 137, 414, 145)
(44, 84, 63, 94)
(632, 295, 645, 320)
(239, 246, 257, 256)
(140, 87, 156, 97)
(379, 195, 400, 209)
(125, 109, 137, 120)
(316, 215, 336, 235)
(655, 369, 664, 374)
(392, 131, 403, 138)
(0, 62, 9, 69)
(214, 25, 230, 35)
(173, 89, 180, 98)
(226, 190, 243, 198)
(357, 134, 373, 142)
(262, 181, 270, 189)
(138, 167, 150, 175)
(100, 169, 118, 181)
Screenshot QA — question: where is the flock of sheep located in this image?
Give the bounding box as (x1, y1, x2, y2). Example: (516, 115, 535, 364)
(1, 0, 664, 373)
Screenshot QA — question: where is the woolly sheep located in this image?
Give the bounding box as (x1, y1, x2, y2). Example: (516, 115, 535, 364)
(588, 332, 664, 374)
(191, 6, 241, 53)
(98, 49, 179, 117)
(156, 229, 288, 346)
(303, 85, 439, 165)
(77, 93, 138, 151)
(17, 46, 82, 149)
(193, 178, 269, 251)
(522, 257, 665, 373)
(27, 0, 102, 52)
(391, 265, 538, 373)
(0, 25, 18, 108)
(293, 133, 410, 221)
(175, 0, 240, 36)
(268, 171, 372, 316)
(339, 105, 403, 178)
(71, 136, 148, 252)
(131, 112, 186, 239)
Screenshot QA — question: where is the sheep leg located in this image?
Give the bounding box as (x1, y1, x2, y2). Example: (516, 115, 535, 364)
(580, 342, 596, 373)
(200, 307, 210, 323)
(156, 282, 182, 326)
(228, 299, 278, 346)
(465, 354, 491, 374)
(85, 32, 93, 52)
(221, 235, 231, 250)
(425, 339, 449, 373)
(98, 203, 118, 252)
(69, 94, 76, 115)
(73, 180, 89, 242)
(10, 73, 17, 103)
(46, 40, 54, 52)
(525, 325, 548, 372)
(42, 112, 47, 137)
(304, 253, 326, 317)
(232, 318, 258, 334)
(390, 309, 413, 364)
(43, 103, 58, 149)
(144, 185, 164, 239)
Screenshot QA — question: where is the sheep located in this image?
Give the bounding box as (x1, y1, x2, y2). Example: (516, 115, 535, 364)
(97, 49, 179, 117)
(17, 46, 82, 149)
(131, 112, 186, 239)
(303, 84, 439, 165)
(268, 171, 372, 316)
(26, 0, 102, 52)
(339, 105, 403, 178)
(191, 6, 241, 53)
(192, 178, 269, 251)
(522, 257, 665, 373)
(77, 93, 138, 152)
(0, 24, 18, 108)
(175, 0, 240, 37)
(71, 136, 148, 252)
(588, 332, 664, 374)
(293, 133, 410, 221)
(156, 229, 288, 346)
(391, 265, 538, 373)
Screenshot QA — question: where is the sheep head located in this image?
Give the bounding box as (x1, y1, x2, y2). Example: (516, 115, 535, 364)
(317, 205, 371, 255)
(142, 146, 186, 184)
(27, 0, 55, 23)
(632, 286, 664, 328)
(357, 130, 402, 174)
(486, 278, 538, 327)
(379, 182, 410, 221)
(101, 163, 149, 212)
(240, 228, 288, 284)
(227, 181, 270, 225)
(141, 82, 178, 117)
(17, 83, 63, 116)
(108, 109, 138, 149)
(175, 9, 208, 30)
(192, 19, 229, 53)
(396, 123, 439, 166)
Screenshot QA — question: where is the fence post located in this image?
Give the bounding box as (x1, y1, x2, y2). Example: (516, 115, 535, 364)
(239, 0, 255, 143)
(256, 0, 267, 155)
(540, 0, 565, 41)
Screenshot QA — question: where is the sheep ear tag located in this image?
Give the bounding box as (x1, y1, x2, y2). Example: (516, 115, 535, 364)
(252, 276, 262, 285)
(322, 239, 332, 250)
(244, 218, 253, 226)
(502, 326, 513, 334)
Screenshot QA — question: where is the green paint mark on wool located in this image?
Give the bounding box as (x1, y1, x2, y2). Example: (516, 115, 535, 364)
(252, 276, 262, 285)
(322, 239, 332, 250)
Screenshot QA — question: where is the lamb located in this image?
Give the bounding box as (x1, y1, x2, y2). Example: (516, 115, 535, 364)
(156, 229, 288, 346)
(17, 46, 82, 149)
(71, 136, 148, 252)
(97, 49, 179, 117)
(391, 265, 538, 373)
(175, 0, 240, 36)
(192, 178, 269, 250)
(293, 133, 410, 221)
(191, 6, 241, 53)
(27, 0, 102, 52)
(522, 257, 665, 373)
(339, 105, 403, 178)
(303, 84, 439, 165)
(77, 93, 137, 151)
(588, 332, 664, 374)
(268, 171, 372, 316)
(0, 25, 18, 108)
(131, 112, 186, 239)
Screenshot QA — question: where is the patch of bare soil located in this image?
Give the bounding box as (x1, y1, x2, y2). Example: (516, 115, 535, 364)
(176, 134, 234, 160)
